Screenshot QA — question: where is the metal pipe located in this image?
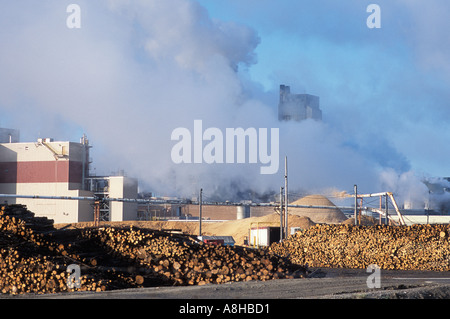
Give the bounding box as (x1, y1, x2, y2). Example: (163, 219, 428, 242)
(0, 193, 358, 210)
(0, 194, 97, 201)
(387, 193, 406, 226)
(348, 192, 390, 198)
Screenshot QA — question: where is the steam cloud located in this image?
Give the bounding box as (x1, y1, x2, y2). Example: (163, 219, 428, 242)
(0, 0, 448, 206)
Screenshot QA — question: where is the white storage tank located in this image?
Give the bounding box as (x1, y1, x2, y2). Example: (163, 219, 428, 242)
(236, 205, 250, 220)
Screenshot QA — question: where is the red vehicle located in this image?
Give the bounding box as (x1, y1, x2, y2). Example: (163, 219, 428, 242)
(203, 238, 224, 245)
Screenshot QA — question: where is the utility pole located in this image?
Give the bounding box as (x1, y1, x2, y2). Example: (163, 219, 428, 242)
(94, 200, 100, 227)
(354, 184, 358, 226)
(379, 195, 382, 225)
(385, 194, 389, 225)
(284, 156, 288, 239)
(280, 187, 284, 243)
(199, 188, 203, 237)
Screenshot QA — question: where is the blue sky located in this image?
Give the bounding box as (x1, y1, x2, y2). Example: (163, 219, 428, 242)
(196, 0, 450, 177)
(0, 0, 449, 198)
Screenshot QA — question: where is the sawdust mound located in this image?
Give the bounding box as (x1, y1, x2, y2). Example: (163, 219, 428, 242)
(290, 194, 347, 224)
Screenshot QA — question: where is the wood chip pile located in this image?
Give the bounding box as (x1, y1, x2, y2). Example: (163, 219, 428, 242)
(0, 204, 306, 295)
(270, 223, 450, 271)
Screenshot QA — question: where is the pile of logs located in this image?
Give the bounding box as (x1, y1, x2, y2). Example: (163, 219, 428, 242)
(82, 226, 307, 286)
(0, 204, 307, 295)
(270, 224, 450, 271)
(0, 205, 114, 294)
(1, 204, 54, 234)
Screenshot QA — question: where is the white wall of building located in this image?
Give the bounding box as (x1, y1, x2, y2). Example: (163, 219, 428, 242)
(109, 176, 138, 221)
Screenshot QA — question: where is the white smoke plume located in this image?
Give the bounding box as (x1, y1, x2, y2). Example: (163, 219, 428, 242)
(0, 0, 446, 206)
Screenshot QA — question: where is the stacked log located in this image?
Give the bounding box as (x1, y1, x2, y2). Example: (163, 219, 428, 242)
(0, 205, 115, 294)
(0, 204, 54, 234)
(270, 224, 450, 271)
(82, 226, 307, 286)
(0, 204, 307, 295)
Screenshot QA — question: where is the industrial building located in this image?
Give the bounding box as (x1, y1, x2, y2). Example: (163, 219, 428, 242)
(0, 131, 138, 224)
(278, 84, 322, 122)
(86, 175, 138, 222)
(137, 202, 261, 221)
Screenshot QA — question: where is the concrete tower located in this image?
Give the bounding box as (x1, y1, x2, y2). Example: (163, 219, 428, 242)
(278, 85, 322, 122)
